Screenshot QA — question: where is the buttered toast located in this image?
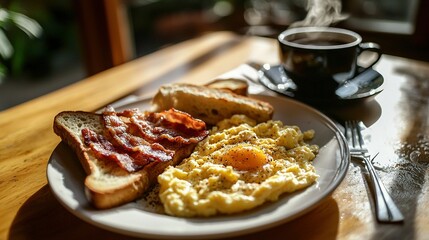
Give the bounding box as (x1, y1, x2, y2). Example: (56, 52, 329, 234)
(151, 83, 274, 125)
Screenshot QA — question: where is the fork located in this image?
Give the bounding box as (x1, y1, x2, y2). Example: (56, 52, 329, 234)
(345, 120, 404, 223)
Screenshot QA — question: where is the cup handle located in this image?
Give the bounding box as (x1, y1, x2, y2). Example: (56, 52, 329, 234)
(357, 42, 382, 71)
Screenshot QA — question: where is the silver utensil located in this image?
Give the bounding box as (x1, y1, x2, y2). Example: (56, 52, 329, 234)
(345, 120, 404, 223)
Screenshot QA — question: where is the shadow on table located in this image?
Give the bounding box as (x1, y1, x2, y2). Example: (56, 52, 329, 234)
(9, 185, 340, 240)
(323, 98, 382, 126)
(9, 185, 140, 240)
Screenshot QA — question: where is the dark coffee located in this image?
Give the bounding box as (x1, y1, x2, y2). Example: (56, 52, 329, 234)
(293, 38, 349, 46)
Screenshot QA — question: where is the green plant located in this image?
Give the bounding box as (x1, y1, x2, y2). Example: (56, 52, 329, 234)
(0, 7, 42, 79)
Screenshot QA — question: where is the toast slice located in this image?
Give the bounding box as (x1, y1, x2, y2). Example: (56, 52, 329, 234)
(151, 83, 274, 125)
(53, 111, 199, 209)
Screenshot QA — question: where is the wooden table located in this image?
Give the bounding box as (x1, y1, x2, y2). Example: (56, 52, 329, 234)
(1, 31, 429, 239)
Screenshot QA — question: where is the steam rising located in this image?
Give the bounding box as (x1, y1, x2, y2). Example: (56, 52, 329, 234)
(290, 0, 348, 28)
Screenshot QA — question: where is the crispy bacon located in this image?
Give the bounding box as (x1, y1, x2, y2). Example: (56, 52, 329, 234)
(102, 106, 174, 160)
(82, 106, 208, 172)
(129, 108, 209, 145)
(82, 128, 142, 172)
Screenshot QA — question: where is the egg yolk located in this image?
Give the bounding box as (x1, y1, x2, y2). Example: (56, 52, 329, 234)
(222, 146, 268, 171)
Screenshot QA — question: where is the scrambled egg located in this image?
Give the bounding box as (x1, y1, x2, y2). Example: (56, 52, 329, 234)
(158, 115, 319, 217)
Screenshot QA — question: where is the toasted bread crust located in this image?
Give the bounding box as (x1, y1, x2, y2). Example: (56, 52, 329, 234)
(205, 79, 249, 96)
(53, 112, 101, 175)
(151, 83, 273, 125)
(53, 111, 196, 209)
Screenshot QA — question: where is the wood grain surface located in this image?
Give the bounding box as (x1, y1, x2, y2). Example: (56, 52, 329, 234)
(1, 31, 428, 240)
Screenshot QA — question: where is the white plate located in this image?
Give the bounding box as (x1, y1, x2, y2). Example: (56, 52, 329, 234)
(47, 95, 349, 239)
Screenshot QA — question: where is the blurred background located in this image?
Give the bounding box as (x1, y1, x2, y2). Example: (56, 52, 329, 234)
(0, 0, 428, 110)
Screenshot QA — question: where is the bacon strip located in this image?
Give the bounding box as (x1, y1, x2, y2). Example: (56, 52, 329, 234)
(81, 106, 208, 173)
(129, 108, 209, 145)
(82, 128, 141, 172)
(102, 106, 174, 162)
